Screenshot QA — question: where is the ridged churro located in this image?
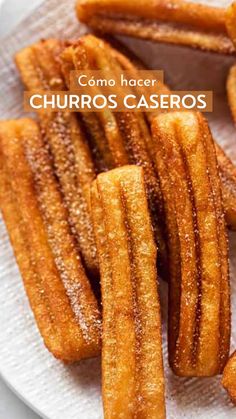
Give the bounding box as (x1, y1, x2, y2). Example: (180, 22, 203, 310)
(91, 165, 165, 418)
(222, 351, 236, 404)
(215, 143, 236, 231)
(227, 63, 236, 126)
(109, 40, 236, 233)
(15, 35, 236, 298)
(152, 112, 230, 377)
(61, 34, 168, 276)
(110, 41, 236, 231)
(15, 40, 98, 278)
(61, 35, 236, 234)
(226, 2, 236, 48)
(76, 0, 235, 54)
(0, 119, 101, 362)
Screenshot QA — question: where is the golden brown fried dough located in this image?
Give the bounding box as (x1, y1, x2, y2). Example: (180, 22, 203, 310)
(61, 34, 168, 276)
(152, 112, 230, 376)
(15, 40, 98, 278)
(215, 143, 236, 230)
(227, 63, 236, 127)
(91, 165, 165, 418)
(222, 351, 236, 404)
(77, 0, 235, 54)
(110, 39, 236, 233)
(61, 35, 236, 234)
(0, 119, 101, 362)
(16, 35, 236, 293)
(111, 39, 236, 231)
(226, 2, 236, 48)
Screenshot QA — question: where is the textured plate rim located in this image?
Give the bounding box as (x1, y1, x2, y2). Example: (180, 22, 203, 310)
(0, 369, 49, 419)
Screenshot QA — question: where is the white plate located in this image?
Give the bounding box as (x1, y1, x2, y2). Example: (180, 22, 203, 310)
(0, 0, 236, 418)
(0, 0, 44, 38)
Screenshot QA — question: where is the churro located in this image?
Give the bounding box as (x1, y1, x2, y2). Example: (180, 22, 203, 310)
(91, 165, 165, 418)
(61, 35, 236, 234)
(227, 63, 236, 126)
(0, 119, 101, 362)
(110, 41, 236, 231)
(77, 0, 235, 54)
(152, 112, 230, 376)
(222, 351, 236, 404)
(61, 34, 168, 276)
(226, 2, 236, 48)
(15, 40, 98, 278)
(111, 41, 236, 232)
(15, 35, 236, 296)
(215, 143, 236, 231)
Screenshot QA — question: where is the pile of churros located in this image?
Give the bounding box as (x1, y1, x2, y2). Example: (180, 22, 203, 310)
(1, 0, 236, 417)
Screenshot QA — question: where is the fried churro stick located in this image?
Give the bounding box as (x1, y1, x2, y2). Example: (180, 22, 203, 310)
(15, 40, 98, 278)
(62, 35, 236, 234)
(227, 63, 236, 127)
(152, 112, 230, 377)
(222, 351, 236, 404)
(91, 165, 165, 418)
(226, 2, 236, 48)
(61, 34, 168, 276)
(77, 0, 235, 54)
(0, 119, 101, 362)
(215, 143, 236, 230)
(109, 38, 236, 231)
(106, 38, 236, 231)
